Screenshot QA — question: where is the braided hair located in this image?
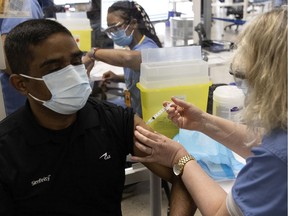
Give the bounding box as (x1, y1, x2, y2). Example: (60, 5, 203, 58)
(108, 1, 162, 47)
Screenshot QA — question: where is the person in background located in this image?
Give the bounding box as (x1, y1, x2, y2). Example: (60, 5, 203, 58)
(0, 0, 43, 116)
(84, 0, 162, 117)
(131, 7, 287, 216)
(0, 18, 195, 215)
(86, 0, 114, 49)
(38, 0, 57, 18)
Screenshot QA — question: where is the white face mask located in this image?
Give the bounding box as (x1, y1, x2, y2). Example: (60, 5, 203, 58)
(20, 64, 92, 115)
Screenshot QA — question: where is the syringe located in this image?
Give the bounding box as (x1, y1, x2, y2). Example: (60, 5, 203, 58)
(146, 103, 172, 125)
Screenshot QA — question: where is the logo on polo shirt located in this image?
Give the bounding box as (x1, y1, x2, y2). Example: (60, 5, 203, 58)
(99, 152, 111, 160)
(31, 174, 51, 186)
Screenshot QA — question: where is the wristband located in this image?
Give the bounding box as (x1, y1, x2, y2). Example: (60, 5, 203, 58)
(92, 47, 100, 60)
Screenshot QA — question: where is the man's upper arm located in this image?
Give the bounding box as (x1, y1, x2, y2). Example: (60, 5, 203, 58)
(133, 115, 174, 182)
(132, 114, 153, 156)
(133, 114, 150, 131)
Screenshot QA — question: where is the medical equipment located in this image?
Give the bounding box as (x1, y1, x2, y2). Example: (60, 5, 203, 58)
(138, 46, 210, 138)
(146, 103, 172, 125)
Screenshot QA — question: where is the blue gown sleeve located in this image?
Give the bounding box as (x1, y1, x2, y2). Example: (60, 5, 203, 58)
(231, 131, 287, 216)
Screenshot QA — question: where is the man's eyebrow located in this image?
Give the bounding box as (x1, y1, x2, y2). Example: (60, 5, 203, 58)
(39, 58, 61, 68)
(39, 51, 84, 68)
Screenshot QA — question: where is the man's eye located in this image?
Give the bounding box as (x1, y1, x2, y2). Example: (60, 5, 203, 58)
(72, 59, 82, 66)
(72, 62, 82, 66)
(46, 67, 62, 74)
(73, 55, 83, 64)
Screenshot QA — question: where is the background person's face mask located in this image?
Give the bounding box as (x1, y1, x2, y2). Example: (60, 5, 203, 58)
(111, 25, 134, 47)
(20, 64, 92, 115)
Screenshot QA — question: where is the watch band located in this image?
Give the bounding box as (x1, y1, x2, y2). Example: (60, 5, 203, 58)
(173, 154, 195, 176)
(92, 47, 100, 60)
(179, 154, 194, 166)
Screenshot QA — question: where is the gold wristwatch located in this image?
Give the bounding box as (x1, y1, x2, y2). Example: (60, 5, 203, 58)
(173, 154, 195, 176)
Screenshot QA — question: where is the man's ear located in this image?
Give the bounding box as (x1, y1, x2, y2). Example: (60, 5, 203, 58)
(9, 74, 28, 95)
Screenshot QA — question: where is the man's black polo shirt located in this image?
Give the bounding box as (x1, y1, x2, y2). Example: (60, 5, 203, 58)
(0, 97, 135, 215)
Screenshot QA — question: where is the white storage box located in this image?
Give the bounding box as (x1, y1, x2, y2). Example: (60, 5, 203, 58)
(140, 46, 209, 89)
(140, 59, 209, 89)
(170, 17, 193, 39)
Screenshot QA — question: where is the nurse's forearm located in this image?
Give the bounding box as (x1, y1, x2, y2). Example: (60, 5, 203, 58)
(93, 49, 141, 71)
(181, 160, 230, 216)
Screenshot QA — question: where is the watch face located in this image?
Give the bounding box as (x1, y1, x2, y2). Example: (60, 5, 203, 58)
(173, 164, 182, 176)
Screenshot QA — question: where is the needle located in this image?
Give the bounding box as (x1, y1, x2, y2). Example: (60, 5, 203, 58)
(146, 103, 172, 125)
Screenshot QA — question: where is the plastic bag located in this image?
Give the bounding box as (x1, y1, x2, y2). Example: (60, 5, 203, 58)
(173, 129, 244, 180)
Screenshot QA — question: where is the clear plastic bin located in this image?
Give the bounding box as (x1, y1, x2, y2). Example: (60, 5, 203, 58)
(140, 46, 209, 88)
(140, 60, 209, 89)
(141, 46, 202, 63)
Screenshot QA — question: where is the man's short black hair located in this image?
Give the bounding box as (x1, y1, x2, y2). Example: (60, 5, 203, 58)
(4, 19, 73, 75)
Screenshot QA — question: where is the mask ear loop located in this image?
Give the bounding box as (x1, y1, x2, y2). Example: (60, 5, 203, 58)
(128, 29, 135, 37)
(20, 73, 44, 81)
(27, 93, 46, 103)
(124, 22, 135, 37)
(19, 74, 47, 103)
(124, 24, 130, 31)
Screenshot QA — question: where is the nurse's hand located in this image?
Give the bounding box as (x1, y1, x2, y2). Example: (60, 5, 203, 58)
(102, 71, 119, 83)
(82, 53, 95, 77)
(131, 126, 188, 168)
(164, 97, 206, 132)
